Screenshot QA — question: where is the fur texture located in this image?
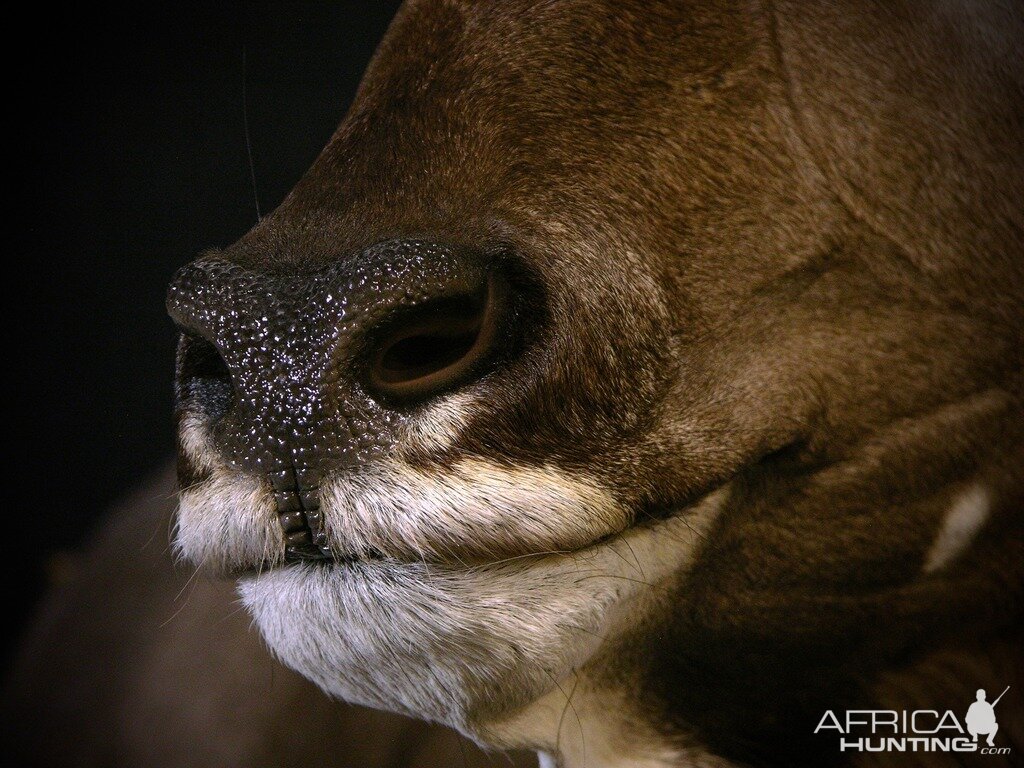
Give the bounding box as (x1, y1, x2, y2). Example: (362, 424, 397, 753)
(62, 1, 1024, 766)
(240, 488, 727, 733)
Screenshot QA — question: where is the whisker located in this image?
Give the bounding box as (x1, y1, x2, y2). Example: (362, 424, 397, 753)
(554, 670, 583, 765)
(619, 537, 646, 580)
(171, 558, 205, 604)
(242, 45, 261, 221)
(571, 572, 660, 589)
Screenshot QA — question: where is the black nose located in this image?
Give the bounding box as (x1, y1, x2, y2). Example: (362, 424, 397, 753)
(167, 240, 520, 558)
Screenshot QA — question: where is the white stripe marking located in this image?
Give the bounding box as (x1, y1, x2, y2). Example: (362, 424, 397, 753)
(924, 484, 991, 573)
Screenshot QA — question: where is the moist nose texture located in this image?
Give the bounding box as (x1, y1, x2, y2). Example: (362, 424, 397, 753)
(167, 239, 512, 560)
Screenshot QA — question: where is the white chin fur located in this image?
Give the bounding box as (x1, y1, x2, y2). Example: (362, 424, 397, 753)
(239, 488, 728, 741)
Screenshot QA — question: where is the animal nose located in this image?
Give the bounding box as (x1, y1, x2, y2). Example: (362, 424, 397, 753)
(168, 240, 522, 561)
(167, 240, 518, 472)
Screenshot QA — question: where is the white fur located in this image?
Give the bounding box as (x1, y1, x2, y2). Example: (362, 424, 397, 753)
(239, 487, 729, 746)
(397, 389, 480, 454)
(174, 472, 282, 573)
(320, 458, 623, 562)
(177, 411, 219, 476)
(923, 483, 991, 573)
(175, 414, 283, 572)
(495, 678, 739, 768)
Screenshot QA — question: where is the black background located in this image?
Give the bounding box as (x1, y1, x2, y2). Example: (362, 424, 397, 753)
(9, 1, 403, 663)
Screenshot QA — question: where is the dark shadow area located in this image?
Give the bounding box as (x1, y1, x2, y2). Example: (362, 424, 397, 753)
(8, 0, 403, 664)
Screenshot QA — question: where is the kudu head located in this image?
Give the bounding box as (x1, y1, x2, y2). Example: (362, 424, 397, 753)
(167, 1, 1024, 764)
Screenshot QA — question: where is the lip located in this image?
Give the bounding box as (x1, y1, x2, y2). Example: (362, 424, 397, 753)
(227, 521, 634, 580)
(226, 484, 715, 580)
(228, 551, 369, 579)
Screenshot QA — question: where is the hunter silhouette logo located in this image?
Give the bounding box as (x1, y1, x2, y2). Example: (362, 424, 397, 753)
(814, 687, 1011, 755)
(966, 687, 1009, 748)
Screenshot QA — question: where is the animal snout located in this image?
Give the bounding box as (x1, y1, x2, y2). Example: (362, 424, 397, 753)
(167, 239, 524, 560)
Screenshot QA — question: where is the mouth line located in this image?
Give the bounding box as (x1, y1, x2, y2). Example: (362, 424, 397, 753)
(225, 469, 725, 580)
(267, 466, 335, 562)
(217, 472, 729, 582)
(229, 513, 662, 580)
(228, 545, 391, 578)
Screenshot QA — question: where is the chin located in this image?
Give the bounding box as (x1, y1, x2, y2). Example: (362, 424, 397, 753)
(190, 466, 728, 743)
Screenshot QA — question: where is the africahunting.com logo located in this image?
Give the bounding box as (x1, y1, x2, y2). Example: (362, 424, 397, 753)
(814, 687, 1011, 755)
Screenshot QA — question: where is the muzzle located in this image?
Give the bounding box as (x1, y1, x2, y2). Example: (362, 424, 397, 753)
(167, 239, 521, 561)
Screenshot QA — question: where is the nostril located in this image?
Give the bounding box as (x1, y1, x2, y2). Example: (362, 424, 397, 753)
(367, 278, 507, 404)
(376, 297, 484, 382)
(175, 332, 234, 421)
